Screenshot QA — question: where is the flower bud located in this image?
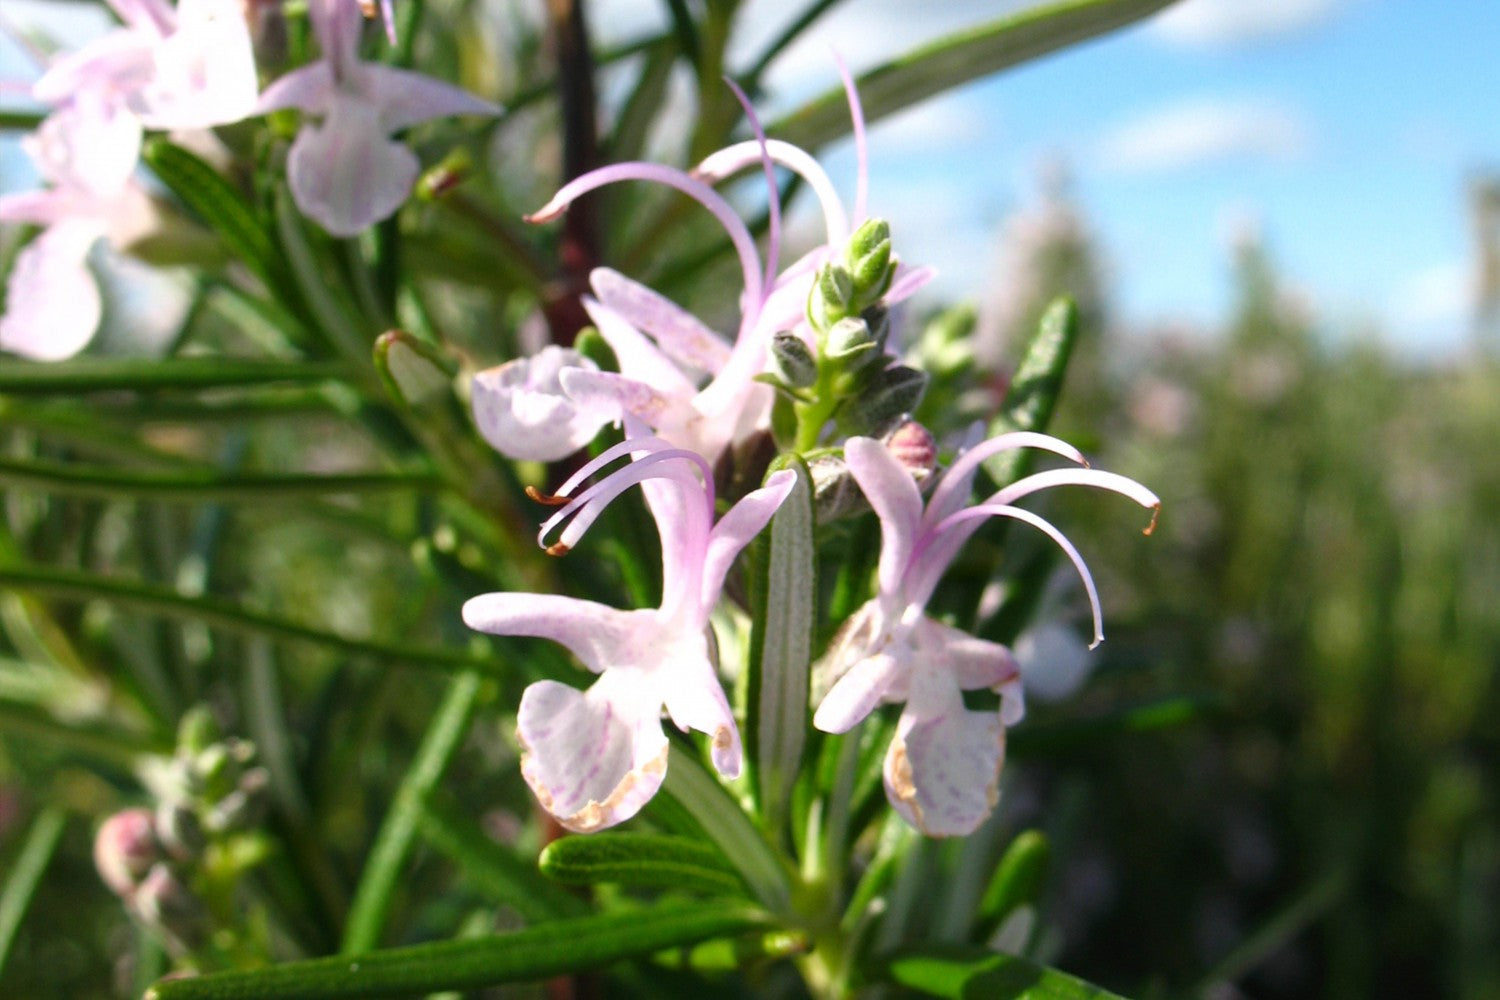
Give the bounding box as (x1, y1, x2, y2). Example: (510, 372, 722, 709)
(770, 332, 818, 388)
(824, 317, 876, 363)
(176, 706, 220, 756)
(847, 219, 893, 301)
(810, 262, 853, 330)
(94, 808, 161, 897)
(884, 420, 938, 483)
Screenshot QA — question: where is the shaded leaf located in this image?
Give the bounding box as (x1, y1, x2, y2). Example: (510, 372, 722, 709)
(877, 946, 1129, 999)
(540, 832, 749, 897)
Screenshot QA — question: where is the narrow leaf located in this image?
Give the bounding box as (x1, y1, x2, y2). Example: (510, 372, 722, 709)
(748, 457, 815, 832)
(540, 832, 749, 897)
(0, 807, 66, 976)
(660, 745, 793, 916)
(0, 456, 443, 502)
(0, 357, 348, 394)
(341, 671, 483, 953)
(877, 946, 1130, 999)
(770, 0, 1175, 149)
(142, 139, 282, 292)
(974, 829, 1050, 940)
(985, 296, 1077, 486)
(0, 565, 496, 674)
(145, 902, 769, 1000)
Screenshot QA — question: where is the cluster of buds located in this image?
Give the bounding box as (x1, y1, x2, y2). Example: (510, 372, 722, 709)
(93, 707, 269, 954)
(767, 219, 930, 451)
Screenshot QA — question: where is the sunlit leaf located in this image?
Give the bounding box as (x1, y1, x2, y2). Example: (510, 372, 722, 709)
(877, 946, 1130, 999)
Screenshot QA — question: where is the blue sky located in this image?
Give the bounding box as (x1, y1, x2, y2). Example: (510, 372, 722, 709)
(6, 1, 1498, 360)
(733, 0, 1500, 360)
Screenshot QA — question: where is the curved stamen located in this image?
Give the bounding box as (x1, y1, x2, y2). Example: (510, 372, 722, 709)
(925, 431, 1089, 529)
(919, 503, 1106, 648)
(834, 52, 868, 225)
(987, 468, 1161, 514)
(538, 449, 715, 552)
(693, 139, 850, 246)
(724, 78, 780, 310)
(550, 433, 680, 499)
(526, 162, 764, 314)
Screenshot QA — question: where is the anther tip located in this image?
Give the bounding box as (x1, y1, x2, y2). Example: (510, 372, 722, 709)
(545, 542, 571, 556)
(524, 485, 570, 506)
(1143, 503, 1161, 537)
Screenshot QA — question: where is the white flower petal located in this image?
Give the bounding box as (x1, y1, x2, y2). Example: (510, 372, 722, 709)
(360, 64, 502, 133)
(844, 436, 924, 596)
(912, 615, 1019, 692)
(813, 651, 903, 734)
(659, 646, 742, 778)
(286, 97, 419, 236)
(461, 593, 649, 675)
(471, 347, 609, 461)
(0, 221, 104, 362)
(582, 297, 699, 401)
(883, 673, 1005, 837)
(516, 674, 668, 833)
(589, 268, 730, 375)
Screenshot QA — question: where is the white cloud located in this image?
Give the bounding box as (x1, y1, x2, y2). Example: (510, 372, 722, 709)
(1151, 0, 1345, 47)
(1094, 97, 1312, 174)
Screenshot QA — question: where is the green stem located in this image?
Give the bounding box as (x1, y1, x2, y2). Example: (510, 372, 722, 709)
(0, 457, 444, 503)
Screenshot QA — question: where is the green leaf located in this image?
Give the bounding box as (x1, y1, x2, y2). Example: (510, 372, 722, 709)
(341, 671, 483, 953)
(0, 456, 443, 503)
(372, 330, 457, 409)
(985, 296, 1077, 486)
(144, 901, 770, 999)
(974, 830, 1050, 940)
(0, 565, 497, 674)
(0, 357, 347, 395)
(770, 0, 1175, 149)
(747, 457, 815, 832)
(142, 139, 283, 293)
(609, 39, 679, 163)
(0, 807, 66, 977)
(540, 832, 749, 897)
(876, 946, 1130, 999)
(660, 745, 794, 916)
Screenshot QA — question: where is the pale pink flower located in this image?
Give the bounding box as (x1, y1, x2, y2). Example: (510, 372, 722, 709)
(256, 0, 500, 236)
(813, 434, 1160, 836)
(463, 432, 795, 832)
(0, 97, 155, 360)
(33, 0, 259, 131)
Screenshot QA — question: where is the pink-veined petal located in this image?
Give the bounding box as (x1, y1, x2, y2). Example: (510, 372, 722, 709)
(32, 31, 157, 107)
(658, 646, 742, 777)
(308, 0, 363, 82)
(286, 96, 419, 236)
(471, 347, 611, 461)
(255, 62, 336, 116)
(883, 671, 1005, 837)
(696, 468, 796, 618)
(844, 436, 924, 596)
(0, 190, 74, 227)
(516, 673, 668, 833)
(461, 592, 649, 675)
(361, 64, 501, 133)
(0, 221, 104, 362)
(589, 268, 730, 375)
(581, 297, 698, 400)
(813, 650, 903, 734)
(27, 97, 143, 198)
(911, 615, 1019, 692)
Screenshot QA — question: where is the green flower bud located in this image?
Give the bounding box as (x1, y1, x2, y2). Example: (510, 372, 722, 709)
(824, 317, 876, 362)
(155, 801, 206, 860)
(846, 218, 894, 303)
(810, 262, 854, 330)
(770, 332, 818, 388)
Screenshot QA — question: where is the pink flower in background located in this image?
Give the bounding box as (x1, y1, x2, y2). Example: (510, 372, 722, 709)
(463, 432, 794, 832)
(33, 0, 259, 130)
(0, 98, 155, 360)
(813, 434, 1160, 836)
(256, 0, 500, 236)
